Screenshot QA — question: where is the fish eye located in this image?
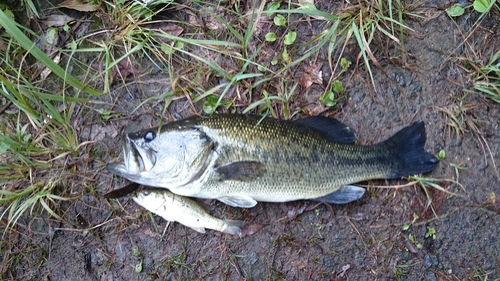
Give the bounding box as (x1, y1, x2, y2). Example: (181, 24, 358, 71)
(143, 131, 156, 142)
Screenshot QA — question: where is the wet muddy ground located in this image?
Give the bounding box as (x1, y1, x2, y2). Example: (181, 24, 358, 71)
(1, 0, 500, 280)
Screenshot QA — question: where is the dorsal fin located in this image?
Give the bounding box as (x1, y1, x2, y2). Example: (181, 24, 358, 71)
(294, 116, 356, 144)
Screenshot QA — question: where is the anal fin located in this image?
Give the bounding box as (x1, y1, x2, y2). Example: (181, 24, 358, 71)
(313, 185, 365, 204)
(218, 196, 258, 208)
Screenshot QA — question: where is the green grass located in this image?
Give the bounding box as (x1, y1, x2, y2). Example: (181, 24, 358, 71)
(408, 173, 463, 219)
(0, 8, 100, 234)
(472, 50, 500, 103)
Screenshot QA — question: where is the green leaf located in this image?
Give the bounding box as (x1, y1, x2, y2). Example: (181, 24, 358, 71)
(438, 149, 446, 160)
(282, 48, 290, 64)
(473, 0, 490, 13)
(284, 31, 296, 45)
(202, 95, 232, 114)
(161, 42, 175, 55)
(133, 248, 141, 257)
(266, 2, 281, 17)
(273, 14, 286, 27)
(135, 260, 143, 273)
(98, 109, 121, 120)
(332, 80, 343, 93)
(203, 95, 219, 114)
(408, 234, 415, 242)
(425, 226, 437, 239)
(340, 57, 351, 72)
(319, 90, 340, 107)
(265, 32, 277, 42)
(47, 27, 57, 42)
(445, 4, 465, 17)
(70, 40, 77, 51)
(283, 31, 297, 45)
(298, 2, 317, 11)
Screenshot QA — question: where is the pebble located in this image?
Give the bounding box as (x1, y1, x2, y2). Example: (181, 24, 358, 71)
(424, 253, 439, 269)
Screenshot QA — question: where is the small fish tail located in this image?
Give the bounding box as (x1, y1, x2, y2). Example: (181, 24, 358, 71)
(222, 220, 244, 237)
(384, 122, 439, 178)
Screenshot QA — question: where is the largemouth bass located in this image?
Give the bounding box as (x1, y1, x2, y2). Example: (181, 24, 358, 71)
(132, 189, 243, 236)
(107, 114, 438, 208)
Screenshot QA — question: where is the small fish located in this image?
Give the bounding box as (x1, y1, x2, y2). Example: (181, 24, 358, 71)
(108, 114, 438, 208)
(132, 189, 243, 236)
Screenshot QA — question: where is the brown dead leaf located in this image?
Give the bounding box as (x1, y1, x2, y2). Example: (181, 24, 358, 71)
(0, 38, 7, 51)
(298, 62, 323, 90)
(304, 104, 326, 117)
(92, 60, 137, 84)
(143, 228, 161, 238)
(40, 53, 61, 80)
(286, 203, 308, 220)
(239, 223, 265, 238)
(141, 22, 184, 36)
(43, 14, 76, 27)
(36, 28, 61, 80)
(58, 0, 100, 12)
(184, 10, 203, 27)
(114, 60, 137, 82)
(482, 192, 500, 214)
(409, 181, 451, 220)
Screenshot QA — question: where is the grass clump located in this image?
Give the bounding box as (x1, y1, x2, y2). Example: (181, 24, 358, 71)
(471, 50, 500, 103)
(0, 8, 99, 232)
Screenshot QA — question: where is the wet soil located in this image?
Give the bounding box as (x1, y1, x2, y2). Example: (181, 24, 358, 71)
(1, 0, 500, 280)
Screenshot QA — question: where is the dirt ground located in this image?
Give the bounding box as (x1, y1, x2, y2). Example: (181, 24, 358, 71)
(1, 0, 500, 280)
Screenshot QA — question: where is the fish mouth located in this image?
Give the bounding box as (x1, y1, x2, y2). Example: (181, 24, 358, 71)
(107, 134, 153, 177)
(106, 162, 128, 176)
(132, 190, 166, 210)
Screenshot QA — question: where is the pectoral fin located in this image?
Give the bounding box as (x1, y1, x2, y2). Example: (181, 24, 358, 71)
(215, 161, 266, 181)
(313, 185, 365, 204)
(218, 196, 258, 208)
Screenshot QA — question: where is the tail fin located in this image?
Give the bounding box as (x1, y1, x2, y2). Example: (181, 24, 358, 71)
(222, 220, 244, 237)
(383, 122, 439, 178)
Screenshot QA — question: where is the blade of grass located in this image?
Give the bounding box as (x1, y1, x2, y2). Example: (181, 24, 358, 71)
(351, 21, 376, 91)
